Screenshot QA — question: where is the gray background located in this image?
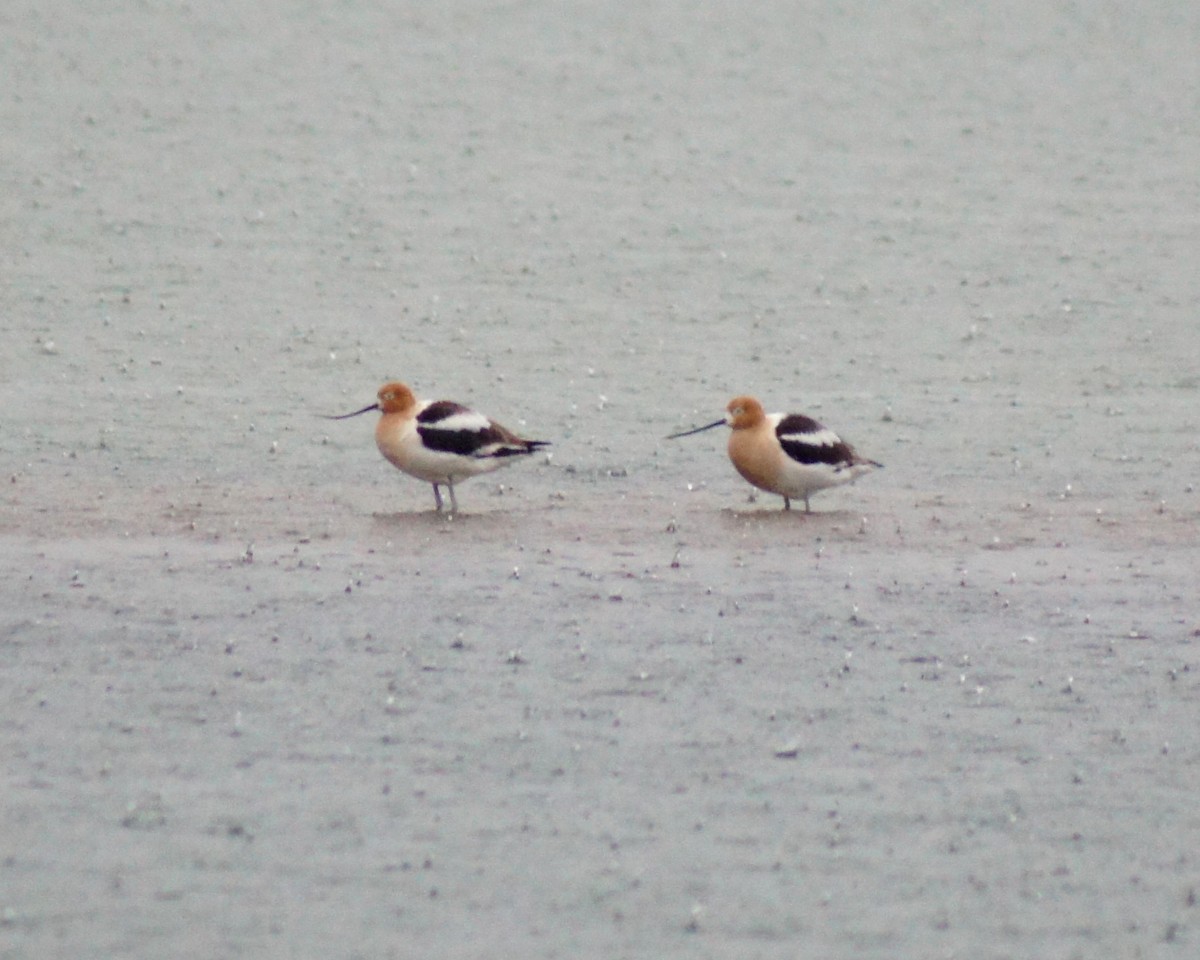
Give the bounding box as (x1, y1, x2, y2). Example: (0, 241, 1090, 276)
(3, 1, 1198, 957)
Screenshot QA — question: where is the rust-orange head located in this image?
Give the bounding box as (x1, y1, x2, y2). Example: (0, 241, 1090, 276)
(375, 381, 417, 416)
(724, 396, 766, 430)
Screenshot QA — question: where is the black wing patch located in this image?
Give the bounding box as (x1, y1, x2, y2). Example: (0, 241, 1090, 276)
(415, 402, 488, 455)
(776, 413, 824, 435)
(776, 414, 857, 467)
(417, 401, 472, 425)
(416, 401, 549, 458)
(417, 424, 490, 456)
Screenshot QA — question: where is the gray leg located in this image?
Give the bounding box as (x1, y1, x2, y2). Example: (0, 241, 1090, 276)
(783, 496, 791, 511)
(432, 484, 444, 511)
(447, 482, 459, 514)
(803, 494, 811, 513)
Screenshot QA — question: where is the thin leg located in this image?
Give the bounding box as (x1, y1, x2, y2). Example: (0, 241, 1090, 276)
(432, 484, 444, 511)
(803, 494, 811, 514)
(783, 496, 791, 511)
(447, 482, 459, 514)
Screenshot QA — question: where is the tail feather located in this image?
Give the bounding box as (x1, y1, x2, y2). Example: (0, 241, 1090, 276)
(481, 438, 550, 459)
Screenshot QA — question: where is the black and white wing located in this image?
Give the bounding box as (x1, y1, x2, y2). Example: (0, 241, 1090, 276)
(417, 401, 548, 459)
(774, 413, 862, 469)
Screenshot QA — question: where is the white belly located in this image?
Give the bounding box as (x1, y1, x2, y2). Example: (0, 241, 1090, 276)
(376, 419, 507, 484)
(774, 459, 871, 498)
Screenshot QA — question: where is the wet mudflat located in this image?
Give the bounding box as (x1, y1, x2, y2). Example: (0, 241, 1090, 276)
(3, 1, 1199, 957)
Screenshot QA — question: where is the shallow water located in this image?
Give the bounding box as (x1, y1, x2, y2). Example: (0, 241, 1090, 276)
(3, 1, 1199, 956)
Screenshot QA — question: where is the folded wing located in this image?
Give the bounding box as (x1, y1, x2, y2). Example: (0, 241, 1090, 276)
(775, 413, 859, 468)
(417, 401, 547, 459)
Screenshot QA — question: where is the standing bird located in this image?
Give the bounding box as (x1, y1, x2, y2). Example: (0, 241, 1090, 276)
(668, 395, 881, 512)
(327, 381, 548, 513)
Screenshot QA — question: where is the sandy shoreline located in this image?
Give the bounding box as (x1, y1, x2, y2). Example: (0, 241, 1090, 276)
(4, 1, 1200, 957)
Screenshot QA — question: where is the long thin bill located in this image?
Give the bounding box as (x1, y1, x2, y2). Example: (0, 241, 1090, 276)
(665, 419, 725, 439)
(323, 403, 380, 420)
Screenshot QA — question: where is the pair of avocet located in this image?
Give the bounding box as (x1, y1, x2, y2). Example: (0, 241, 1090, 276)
(328, 381, 881, 514)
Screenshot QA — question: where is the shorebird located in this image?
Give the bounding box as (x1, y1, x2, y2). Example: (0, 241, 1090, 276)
(328, 381, 548, 512)
(668, 395, 881, 512)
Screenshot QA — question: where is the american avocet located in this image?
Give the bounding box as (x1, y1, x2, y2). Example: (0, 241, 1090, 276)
(328, 381, 548, 513)
(668, 395, 882, 512)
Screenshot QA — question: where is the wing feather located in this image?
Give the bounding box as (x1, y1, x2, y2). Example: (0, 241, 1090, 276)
(416, 401, 548, 458)
(775, 414, 858, 467)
